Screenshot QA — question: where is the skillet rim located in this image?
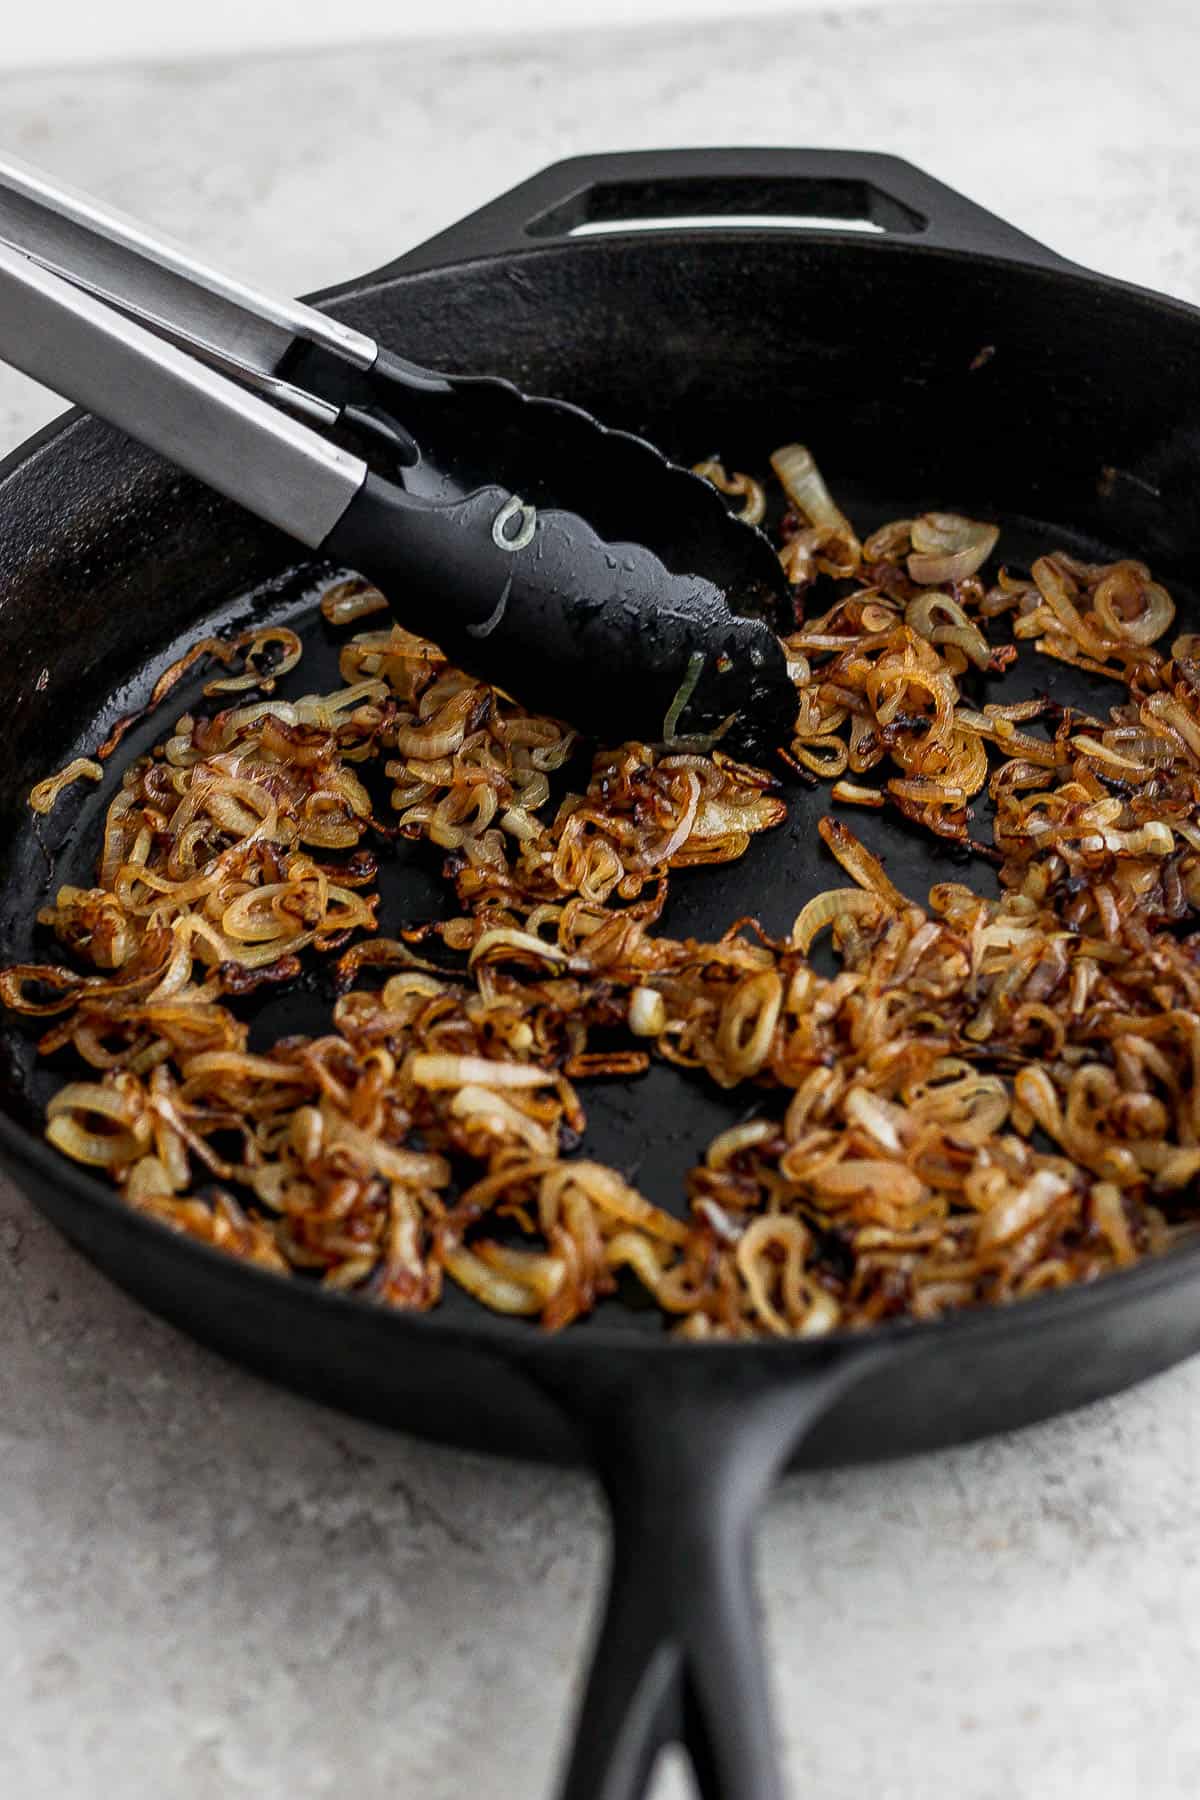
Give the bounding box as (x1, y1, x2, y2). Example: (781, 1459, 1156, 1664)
(3, 227, 1200, 1366)
(2, 1084, 1198, 1364)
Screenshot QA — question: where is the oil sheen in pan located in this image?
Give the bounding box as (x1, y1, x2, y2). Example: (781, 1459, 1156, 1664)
(6, 492, 1194, 1337)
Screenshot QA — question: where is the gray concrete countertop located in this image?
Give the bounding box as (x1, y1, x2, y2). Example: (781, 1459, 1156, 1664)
(1, 4, 1198, 1795)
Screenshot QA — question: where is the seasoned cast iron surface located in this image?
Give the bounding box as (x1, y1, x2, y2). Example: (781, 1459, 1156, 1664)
(3, 501, 1191, 1339)
(2, 232, 1200, 1345)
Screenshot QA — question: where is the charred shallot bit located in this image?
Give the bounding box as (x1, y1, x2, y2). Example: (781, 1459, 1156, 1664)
(7, 446, 1199, 1335)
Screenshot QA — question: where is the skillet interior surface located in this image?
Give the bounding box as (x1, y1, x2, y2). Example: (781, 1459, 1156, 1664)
(2, 227, 1200, 1465)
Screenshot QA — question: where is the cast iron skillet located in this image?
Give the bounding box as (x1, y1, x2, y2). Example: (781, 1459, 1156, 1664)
(2, 149, 1200, 1800)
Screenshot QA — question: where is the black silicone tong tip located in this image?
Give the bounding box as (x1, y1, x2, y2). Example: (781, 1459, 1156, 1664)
(0, 148, 794, 759)
(360, 349, 792, 630)
(322, 475, 797, 760)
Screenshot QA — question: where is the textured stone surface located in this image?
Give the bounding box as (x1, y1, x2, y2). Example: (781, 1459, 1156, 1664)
(0, 4, 1198, 1795)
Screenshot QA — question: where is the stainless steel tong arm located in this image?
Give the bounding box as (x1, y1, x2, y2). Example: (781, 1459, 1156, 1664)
(0, 151, 801, 761)
(0, 234, 367, 546)
(0, 151, 377, 400)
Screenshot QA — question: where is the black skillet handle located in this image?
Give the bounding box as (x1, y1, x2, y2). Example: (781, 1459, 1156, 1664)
(387, 147, 1073, 278)
(526, 1344, 887, 1800)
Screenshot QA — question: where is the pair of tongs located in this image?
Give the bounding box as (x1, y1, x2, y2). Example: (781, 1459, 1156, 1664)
(0, 154, 795, 754)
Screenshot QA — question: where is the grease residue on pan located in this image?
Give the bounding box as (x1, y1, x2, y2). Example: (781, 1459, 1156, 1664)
(2, 491, 1193, 1336)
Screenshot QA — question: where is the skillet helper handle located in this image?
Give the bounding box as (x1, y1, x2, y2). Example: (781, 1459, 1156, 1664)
(544, 1350, 883, 1800)
(391, 147, 1071, 276)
